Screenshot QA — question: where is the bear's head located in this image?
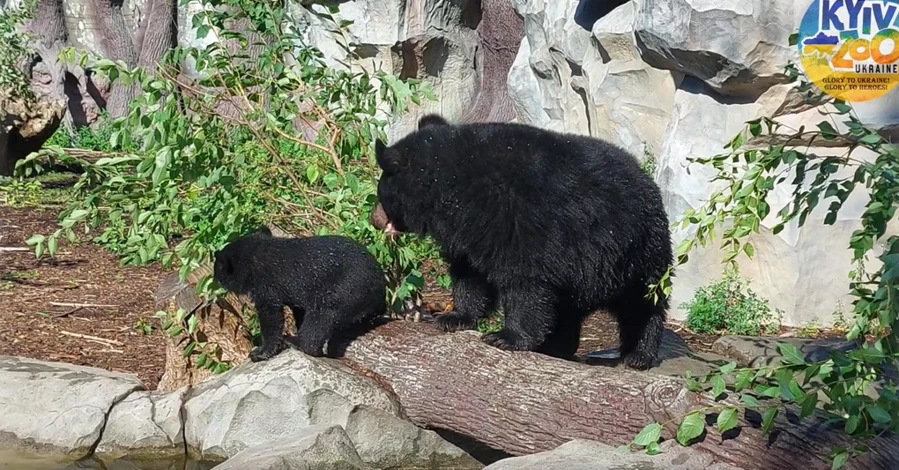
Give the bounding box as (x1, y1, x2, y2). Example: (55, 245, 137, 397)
(212, 226, 271, 293)
(370, 114, 450, 237)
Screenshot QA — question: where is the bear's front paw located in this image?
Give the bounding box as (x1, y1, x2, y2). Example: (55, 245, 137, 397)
(249, 345, 282, 362)
(435, 311, 477, 332)
(482, 329, 535, 351)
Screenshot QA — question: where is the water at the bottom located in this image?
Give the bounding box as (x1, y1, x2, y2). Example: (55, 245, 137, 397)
(0, 450, 219, 470)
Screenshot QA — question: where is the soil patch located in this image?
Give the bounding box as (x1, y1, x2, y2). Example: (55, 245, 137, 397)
(0, 206, 166, 389)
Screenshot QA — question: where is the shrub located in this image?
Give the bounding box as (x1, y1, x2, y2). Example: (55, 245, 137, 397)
(682, 268, 781, 336)
(639, 60, 899, 468)
(16, 0, 440, 372)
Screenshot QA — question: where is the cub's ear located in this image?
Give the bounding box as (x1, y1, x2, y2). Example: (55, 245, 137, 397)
(418, 114, 449, 129)
(375, 139, 403, 172)
(248, 226, 272, 238)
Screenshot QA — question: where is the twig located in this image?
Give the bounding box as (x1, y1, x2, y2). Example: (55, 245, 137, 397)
(0, 247, 29, 252)
(52, 306, 82, 319)
(49, 302, 117, 308)
(59, 330, 124, 347)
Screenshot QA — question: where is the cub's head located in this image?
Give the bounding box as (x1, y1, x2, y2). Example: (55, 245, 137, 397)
(212, 226, 272, 293)
(370, 114, 450, 237)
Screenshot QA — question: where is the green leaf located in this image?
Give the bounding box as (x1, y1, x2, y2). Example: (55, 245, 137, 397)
(867, 405, 891, 424)
(632, 422, 662, 447)
(817, 122, 838, 139)
(859, 134, 881, 145)
(716, 407, 738, 434)
(719, 361, 737, 374)
(676, 412, 705, 445)
(47, 236, 58, 257)
(740, 393, 760, 407)
(799, 394, 818, 418)
(761, 408, 778, 434)
(710, 375, 726, 399)
(306, 164, 320, 184)
(777, 343, 805, 365)
(645, 441, 661, 455)
(25, 234, 45, 246)
(831, 449, 849, 470)
(844, 414, 860, 434)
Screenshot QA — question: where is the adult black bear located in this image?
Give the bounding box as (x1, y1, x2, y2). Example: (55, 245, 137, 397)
(371, 115, 672, 370)
(213, 227, 388, 362)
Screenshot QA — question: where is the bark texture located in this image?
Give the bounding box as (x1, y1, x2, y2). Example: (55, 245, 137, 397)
(457, 0, 523, 123)
(340, 322, 899, 470)
(0, 95, 66, 175)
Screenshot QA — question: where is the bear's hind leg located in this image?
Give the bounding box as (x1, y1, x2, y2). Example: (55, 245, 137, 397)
(610, 295, 666, 370)
(538, 306, 588, 360)
(437, 259, 497, 333)
(483, 284, 556, 352)
(286, 309, 334, 357)
(249, 298, 287, 362)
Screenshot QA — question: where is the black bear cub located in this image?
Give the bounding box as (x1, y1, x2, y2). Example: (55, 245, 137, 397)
(213, 227, 387, 362)
(371, 114, 673, 370)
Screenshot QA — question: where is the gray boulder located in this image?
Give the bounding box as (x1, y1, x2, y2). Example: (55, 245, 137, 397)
(182, 350, 401, 461)
(214, 425, 367, 470)
(0, 356, 143, 458)
(95, 388, 187, 461)
(343, 404, 482, 469)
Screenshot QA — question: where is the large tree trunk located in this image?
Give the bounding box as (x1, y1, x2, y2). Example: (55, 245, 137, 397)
(341, 322, 899, 470)
(457, 0, 524, 124)
(26, 0, 69, 100)
(88, 0, 140, 118)
(0, 95, 66, 175)
(136, 0, 177, 69)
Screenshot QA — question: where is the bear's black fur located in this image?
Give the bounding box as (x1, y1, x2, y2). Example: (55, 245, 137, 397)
(372, 114, 672, 370)
(213, 227, 388, 362)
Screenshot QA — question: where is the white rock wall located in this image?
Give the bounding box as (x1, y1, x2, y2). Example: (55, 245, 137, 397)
(507, 0, 899, 327)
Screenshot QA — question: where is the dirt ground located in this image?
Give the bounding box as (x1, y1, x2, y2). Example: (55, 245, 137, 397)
(3, 204, 826, 391)
(1, 206, 167, 388)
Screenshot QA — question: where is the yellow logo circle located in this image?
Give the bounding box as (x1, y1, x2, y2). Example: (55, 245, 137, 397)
(798, 0, 899, 102)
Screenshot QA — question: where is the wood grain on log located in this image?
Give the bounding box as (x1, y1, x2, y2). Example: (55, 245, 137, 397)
(342, 322, 899, 470)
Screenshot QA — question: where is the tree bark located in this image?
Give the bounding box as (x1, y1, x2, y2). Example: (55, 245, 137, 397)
(26, 0, 69, 101)
(457, 0, 524, 124)
(88, 0, 140, 118)
(0, 95, 66, 175)
(136, 0, 177, 70)
(340, 322, 899, 470)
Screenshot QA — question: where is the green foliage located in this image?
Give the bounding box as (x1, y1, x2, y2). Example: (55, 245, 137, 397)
(0, 179, 42, 207)
(638, 62, 899, 469)
(45, 112, 132, 152)
(0, 1, 36, 101)
(476, 311, 504, 334)
(682, 268, 781, 336)
(16, 0, 438, 373)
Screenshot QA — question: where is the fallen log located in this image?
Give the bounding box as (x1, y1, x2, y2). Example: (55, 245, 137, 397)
(155, 268, 899, 469)
(341, 322, 899, 470)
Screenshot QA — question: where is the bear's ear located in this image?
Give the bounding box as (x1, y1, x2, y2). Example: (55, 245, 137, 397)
(252, 226, 273, 238)
(375, 139, 403, 172)
(418, 114, 449, 129)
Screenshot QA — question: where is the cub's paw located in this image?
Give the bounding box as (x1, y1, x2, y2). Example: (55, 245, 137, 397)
(435, 311, 477, 332)
(623, 350, 656, 370)
(482, 329, 535, 351)
(249, 345, 282, 362)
